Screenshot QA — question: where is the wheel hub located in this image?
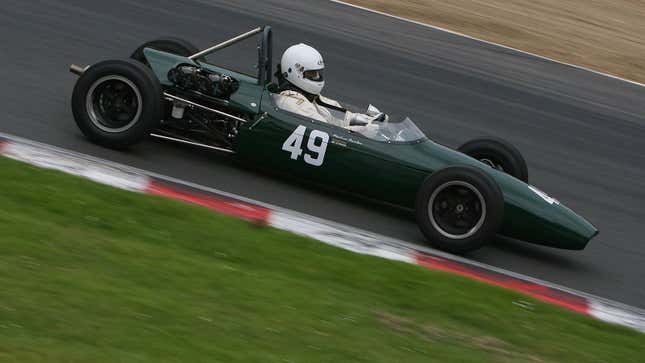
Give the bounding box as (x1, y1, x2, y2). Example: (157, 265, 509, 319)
(85, 75, 142, 133)
(428, 181, 487, 239)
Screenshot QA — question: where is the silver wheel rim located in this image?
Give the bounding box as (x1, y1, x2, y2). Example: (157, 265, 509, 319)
(85, 75, 142, 133)
(428, 180, 487, 239)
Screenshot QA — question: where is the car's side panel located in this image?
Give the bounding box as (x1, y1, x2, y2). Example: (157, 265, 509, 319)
(237, 92, 428, 207)
(337, 137, 427, 207)
(236, 94, 351, 183)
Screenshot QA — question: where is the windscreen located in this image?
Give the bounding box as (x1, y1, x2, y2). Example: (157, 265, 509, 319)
(356, 117, 427, 143)
(270, 93, 426, 144)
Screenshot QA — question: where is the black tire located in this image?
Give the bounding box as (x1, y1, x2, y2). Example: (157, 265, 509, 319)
(71, 59, 163, 149)
(416, 166, 504, 254)
(130, 38, 199, 66)
(458, 137, 528, 183)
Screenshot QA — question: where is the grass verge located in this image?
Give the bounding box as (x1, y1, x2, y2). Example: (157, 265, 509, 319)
(344, 0, 645, 84)
(0, 155, 643, 362)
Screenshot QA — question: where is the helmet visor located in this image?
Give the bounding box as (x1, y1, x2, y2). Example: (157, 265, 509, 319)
(303, 69, 324, 82)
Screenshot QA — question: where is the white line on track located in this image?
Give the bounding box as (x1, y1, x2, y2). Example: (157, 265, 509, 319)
(329, 0, 645, 88)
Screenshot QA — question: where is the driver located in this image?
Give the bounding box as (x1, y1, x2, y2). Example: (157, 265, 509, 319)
(275, 43, 383, 131)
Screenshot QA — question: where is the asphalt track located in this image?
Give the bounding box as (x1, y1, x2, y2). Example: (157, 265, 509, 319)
(1, 0, 644, 307)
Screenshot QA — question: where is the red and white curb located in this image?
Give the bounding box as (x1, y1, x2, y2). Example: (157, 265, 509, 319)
(1, 133, 644, 333)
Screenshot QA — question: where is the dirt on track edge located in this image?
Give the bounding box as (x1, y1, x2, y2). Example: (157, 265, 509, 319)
(343, 0, 645, 85)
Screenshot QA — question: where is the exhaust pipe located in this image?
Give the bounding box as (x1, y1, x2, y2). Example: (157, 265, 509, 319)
(69, 64, 87, 76)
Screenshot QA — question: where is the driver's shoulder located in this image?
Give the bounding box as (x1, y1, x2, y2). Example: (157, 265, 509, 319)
(318, 94, 342, 108)
(278, 90, 310, 106)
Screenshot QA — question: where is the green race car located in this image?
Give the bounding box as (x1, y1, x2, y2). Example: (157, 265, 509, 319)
(69, 26, 598, 253)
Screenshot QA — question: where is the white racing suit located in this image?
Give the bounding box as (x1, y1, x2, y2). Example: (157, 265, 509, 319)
(275, 90, 380, 134)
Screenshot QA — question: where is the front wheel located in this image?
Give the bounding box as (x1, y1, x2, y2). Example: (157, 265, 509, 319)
(71, 59, 163, 149)
(458, 137, 528, 183)
(415, 166, 504, 254)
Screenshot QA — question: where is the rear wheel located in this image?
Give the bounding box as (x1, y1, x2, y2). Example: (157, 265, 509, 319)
(71, 59, 163, 149)
(130, 38, 199, 66)
(458, 137, 528, 182)
(416, 166, 504, 254)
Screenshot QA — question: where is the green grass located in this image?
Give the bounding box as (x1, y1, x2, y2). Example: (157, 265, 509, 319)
(0, 156, 642, 362)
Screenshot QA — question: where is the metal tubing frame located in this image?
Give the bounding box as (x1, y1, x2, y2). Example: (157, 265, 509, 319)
(163, 92, 247, 123)
(188, 27, 262, 61)
(149, 133, 235, 154)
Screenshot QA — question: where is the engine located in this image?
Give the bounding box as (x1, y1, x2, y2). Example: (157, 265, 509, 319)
(167, 64, 239, 99)
(162, 64, 245, 150)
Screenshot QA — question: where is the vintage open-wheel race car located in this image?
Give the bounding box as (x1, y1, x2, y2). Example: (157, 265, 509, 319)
(69, 26, 597, 254)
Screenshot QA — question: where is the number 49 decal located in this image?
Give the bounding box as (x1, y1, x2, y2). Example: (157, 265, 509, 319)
(282, 125, 329, 167)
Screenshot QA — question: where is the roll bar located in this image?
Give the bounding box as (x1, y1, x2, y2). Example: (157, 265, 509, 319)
(187, 26, 273, 85)
(188, 27, 262, 60)
(259, 26, 273, 85)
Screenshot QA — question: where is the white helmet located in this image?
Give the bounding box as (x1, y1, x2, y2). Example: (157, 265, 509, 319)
(280, 43, 325, 95)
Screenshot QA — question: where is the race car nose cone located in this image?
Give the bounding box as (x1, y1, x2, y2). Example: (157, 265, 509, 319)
(550, 204, 599, 250)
